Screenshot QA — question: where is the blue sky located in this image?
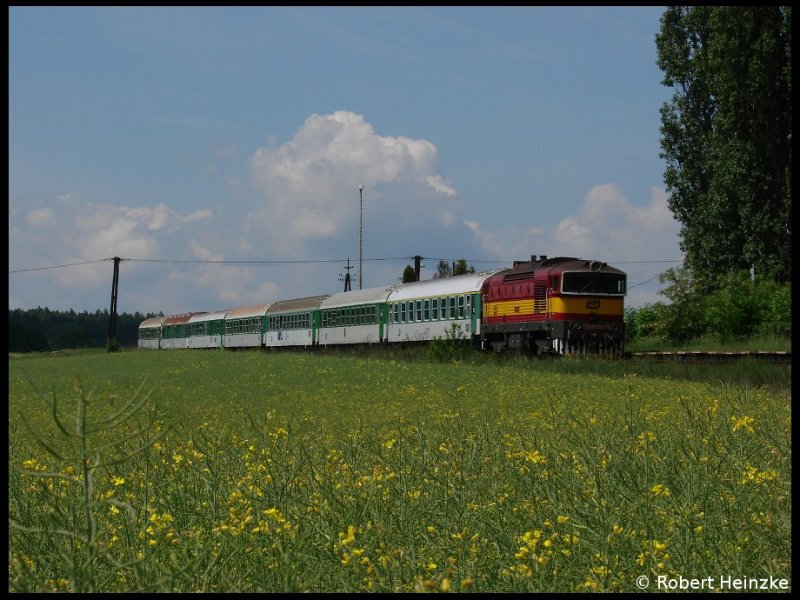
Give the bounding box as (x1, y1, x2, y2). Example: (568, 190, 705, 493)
(9, 6, 682, 316)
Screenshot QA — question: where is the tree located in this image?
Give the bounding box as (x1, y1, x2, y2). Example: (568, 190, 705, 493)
(655, 6, 792, 285)
(402, 265, 417, 283)
(433, 258, 475, 278)
(452, 259, 475, 276)
(434, 260, 452, 279)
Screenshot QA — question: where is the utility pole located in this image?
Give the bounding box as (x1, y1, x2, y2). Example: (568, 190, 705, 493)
(358, 184, 364, 289)
(414, 255, 423, 281)
(107, 256, 121, 351)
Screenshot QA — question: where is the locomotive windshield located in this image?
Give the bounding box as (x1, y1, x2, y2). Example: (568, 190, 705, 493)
(561, 272, 626, 295)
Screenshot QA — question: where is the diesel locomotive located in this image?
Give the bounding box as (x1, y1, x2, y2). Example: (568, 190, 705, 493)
(480, 255, 626, 355)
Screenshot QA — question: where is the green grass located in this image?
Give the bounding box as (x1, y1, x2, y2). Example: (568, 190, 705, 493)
(626, 335, 791, 353)
(8, 349, 792, 592)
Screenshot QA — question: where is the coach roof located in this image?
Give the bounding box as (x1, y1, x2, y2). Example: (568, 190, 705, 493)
(225, 303, 271, 319)
(387, 270, 503, 302)
(320, 285, 399, 310)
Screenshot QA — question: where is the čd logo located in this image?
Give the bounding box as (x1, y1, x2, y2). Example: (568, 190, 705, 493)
(586, 299, 601, 310)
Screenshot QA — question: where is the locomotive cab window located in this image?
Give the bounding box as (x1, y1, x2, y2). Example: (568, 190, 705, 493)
(562, 272, 626, 295)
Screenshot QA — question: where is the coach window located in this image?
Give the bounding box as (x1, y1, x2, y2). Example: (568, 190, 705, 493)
(432, 299, 438, 320)
(424, 300, 430, 321)
(458, 296, 465, 319)
(448, 297, 456, 319)
(466, 296, 472, 317)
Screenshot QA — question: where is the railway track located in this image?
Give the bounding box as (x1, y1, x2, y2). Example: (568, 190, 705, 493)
(627, 351, 791, 364)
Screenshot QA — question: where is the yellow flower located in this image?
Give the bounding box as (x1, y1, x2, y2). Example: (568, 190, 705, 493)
(730, 415, 755, 433)
(592, 565, 609, 577)
(440, 578, 451, 592)
(338, 525, 357, 546)
(650, 484, 671, 497)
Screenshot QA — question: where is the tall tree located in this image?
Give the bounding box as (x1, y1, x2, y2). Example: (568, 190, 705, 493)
(656, 6, 791, 285)
(452, 259, 476, 276)
(434, 260, 452, 279)
(401, 265, 417, 283)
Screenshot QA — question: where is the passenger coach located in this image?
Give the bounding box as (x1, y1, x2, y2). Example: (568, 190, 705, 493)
(319, 286, 395, 346)
(385, 271, 501, 344)
(264, 296, 328, 348)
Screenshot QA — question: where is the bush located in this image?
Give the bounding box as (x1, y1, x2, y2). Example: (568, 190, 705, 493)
(425, 323, 471, 362)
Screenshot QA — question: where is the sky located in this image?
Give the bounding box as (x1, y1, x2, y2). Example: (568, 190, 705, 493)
(9, 6, 683, 317)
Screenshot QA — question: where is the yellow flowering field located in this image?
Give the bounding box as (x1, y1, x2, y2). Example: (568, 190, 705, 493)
(8, 350, 791, 592)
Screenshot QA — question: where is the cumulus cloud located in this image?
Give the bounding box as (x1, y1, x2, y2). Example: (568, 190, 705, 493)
(248, 110, 464, 257)
(552, 184, 680, 263)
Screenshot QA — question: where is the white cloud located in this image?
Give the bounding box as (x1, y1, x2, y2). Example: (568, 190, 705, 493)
(248, 110, 465, 257)
(25, 208, 56, 227)
(183, 209, 214, 222)
(426, 174, 457, 197)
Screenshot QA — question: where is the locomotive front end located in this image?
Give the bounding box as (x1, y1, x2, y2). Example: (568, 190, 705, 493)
(547, 260, 626, 355)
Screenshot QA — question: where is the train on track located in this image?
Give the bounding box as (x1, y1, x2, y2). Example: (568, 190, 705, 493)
(138, 255, 627, 356)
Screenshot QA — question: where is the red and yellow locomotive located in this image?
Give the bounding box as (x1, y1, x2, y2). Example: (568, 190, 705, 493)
(480, 255, 626, 355)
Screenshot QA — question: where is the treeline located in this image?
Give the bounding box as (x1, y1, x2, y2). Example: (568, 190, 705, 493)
(624, 268, 791, 345)
(9, 308, 158, 353)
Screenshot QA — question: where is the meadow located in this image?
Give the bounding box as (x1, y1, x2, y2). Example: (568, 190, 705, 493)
(8, 349, 791, 592)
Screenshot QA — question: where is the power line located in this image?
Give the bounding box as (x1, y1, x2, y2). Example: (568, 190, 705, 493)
(121, 257, 410, 265)
(9, 258, 114, 273)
